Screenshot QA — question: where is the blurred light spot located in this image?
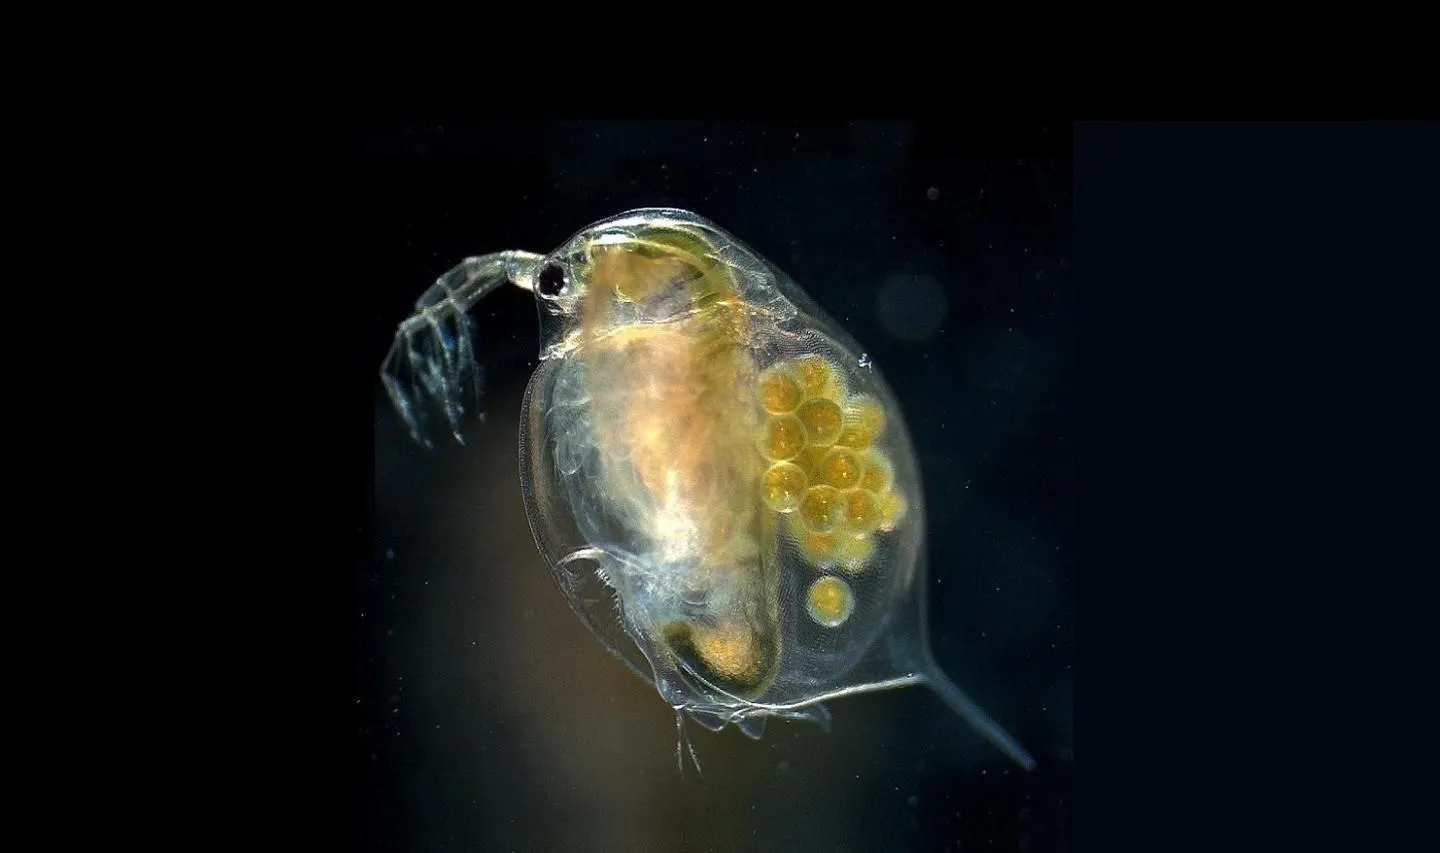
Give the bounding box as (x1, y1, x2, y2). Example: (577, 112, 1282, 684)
(926, 186, 939, 200)
(876, 272, 948, 342)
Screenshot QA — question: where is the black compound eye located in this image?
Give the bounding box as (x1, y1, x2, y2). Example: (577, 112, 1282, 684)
(537, 263, 567, 297)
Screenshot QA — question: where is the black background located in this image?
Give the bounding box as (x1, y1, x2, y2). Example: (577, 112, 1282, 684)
(360, 121, 1074, 852)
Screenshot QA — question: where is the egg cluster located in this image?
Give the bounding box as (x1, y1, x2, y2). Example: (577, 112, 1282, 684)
(754, 354, 908, 627)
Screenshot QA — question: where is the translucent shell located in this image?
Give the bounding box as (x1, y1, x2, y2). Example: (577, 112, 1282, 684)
(381, 208, 1035, 770)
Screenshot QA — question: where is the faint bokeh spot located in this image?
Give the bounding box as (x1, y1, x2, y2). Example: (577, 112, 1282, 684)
(876, 272, 948, 342)
(926, 186, 939, 200)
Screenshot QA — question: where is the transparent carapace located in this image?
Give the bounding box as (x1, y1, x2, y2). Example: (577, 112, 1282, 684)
(381, 208, 1034, 770)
